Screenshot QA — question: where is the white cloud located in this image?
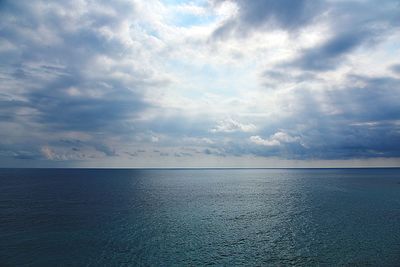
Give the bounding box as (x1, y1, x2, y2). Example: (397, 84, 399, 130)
(41, 146, 56, 160)
(250, 131, 301, 147)
(211, 118, 256, 133)
(249, 135, 280, 146)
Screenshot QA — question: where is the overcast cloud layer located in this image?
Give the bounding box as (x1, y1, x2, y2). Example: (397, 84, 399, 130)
(1, 0, 400, 167)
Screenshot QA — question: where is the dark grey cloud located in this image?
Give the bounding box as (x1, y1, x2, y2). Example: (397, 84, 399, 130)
(287, 31, 369, 71)
(282, 0, 399, 71)
(215, 0, 400, 72)
(390, 64, 400, 74)
(212, 0, 323, 39)
(0, 142, 45, 161)
(27, 82, 147, 132)
(12, 150, 42, 160)
(93, 143, 118, 157)
(262, 70, 316, 89)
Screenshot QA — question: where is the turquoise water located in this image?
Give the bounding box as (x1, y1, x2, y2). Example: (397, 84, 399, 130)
(0, 168, 399, 266)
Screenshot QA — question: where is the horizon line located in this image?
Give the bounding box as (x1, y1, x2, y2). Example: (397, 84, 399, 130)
(1, 167, 399, 170)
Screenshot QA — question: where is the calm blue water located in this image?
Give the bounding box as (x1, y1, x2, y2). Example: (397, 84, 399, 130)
(0, 168, 399, 266)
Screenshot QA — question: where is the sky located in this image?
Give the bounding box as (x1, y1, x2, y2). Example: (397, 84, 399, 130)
(1, 0, 400, 168)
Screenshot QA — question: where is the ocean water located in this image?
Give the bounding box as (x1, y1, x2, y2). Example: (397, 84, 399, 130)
(0, 168, 399, 266)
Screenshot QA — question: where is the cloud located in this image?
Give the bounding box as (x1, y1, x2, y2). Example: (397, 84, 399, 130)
(0, 0, 170, 163)
(93, 143, 117, 157)
(12, 150, 42, 160)
(390, 64, 400, 74)
(250, 131, 301, 147)
(250, 135, 280, 147)
(211, 118, 256, 133)
(277, 0, 400, 72)
(41, 146, 56, 160)
(212, 0, 323, 39)
(27, 81, 149, 132)
(287, 30, 369, 71)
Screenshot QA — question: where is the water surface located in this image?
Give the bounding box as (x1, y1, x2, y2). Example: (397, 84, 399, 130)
(0, 168, 399, 266)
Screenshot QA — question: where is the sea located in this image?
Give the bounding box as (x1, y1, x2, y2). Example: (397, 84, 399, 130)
(0, 168, 399, 266)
